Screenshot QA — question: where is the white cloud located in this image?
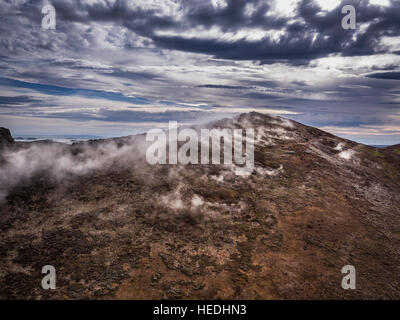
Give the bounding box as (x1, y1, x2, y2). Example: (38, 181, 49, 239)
(314, 0, 341, 11)
(369, 0, 391, 7)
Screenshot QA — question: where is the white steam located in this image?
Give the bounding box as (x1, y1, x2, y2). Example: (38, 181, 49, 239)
(0, 137, 148, 201)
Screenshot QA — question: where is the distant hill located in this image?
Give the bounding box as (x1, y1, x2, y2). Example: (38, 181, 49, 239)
(370, 145, 389, 148)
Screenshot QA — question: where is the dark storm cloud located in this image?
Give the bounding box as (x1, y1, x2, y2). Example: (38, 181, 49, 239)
(183, 0, 279, 30)
(146, 0, 400, 63)
(102, 69, 161, 82)
(244, 80, 280, 88)
(0, 95, 41, 106)
(380, 101, 400, 105)
(197, 84, 250, 90)
(366, 72, 400, 80)
(244, 92, 282, 100)
(291, 81, 308, 86)
(4, 0, 397, 64)
(150, 34, 326, 64)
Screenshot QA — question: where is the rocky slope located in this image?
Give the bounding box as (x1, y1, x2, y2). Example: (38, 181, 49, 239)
(0, 112, 400, 299)
(0, 128, 14, 150)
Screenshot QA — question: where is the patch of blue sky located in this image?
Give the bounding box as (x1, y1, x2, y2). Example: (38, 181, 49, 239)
(0, 77, 150, 105)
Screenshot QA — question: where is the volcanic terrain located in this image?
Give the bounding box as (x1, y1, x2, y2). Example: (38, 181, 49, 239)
(0, 112, 400, 299)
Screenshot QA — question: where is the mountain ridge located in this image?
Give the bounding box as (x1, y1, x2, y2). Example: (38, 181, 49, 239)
(0, 112, 400, 299)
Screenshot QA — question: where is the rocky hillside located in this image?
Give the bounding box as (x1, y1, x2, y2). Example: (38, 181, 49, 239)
(0, 113, 400, 299)
(0, 128, 14, 150)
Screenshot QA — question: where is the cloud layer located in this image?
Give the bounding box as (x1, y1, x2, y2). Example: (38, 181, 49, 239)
(0, 0, 399, 144)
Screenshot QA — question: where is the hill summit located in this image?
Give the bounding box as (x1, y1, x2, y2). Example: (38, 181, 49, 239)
(1, 112, 400, 299)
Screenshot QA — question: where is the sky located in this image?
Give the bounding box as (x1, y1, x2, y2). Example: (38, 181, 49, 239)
(0, 0, 399, 145)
